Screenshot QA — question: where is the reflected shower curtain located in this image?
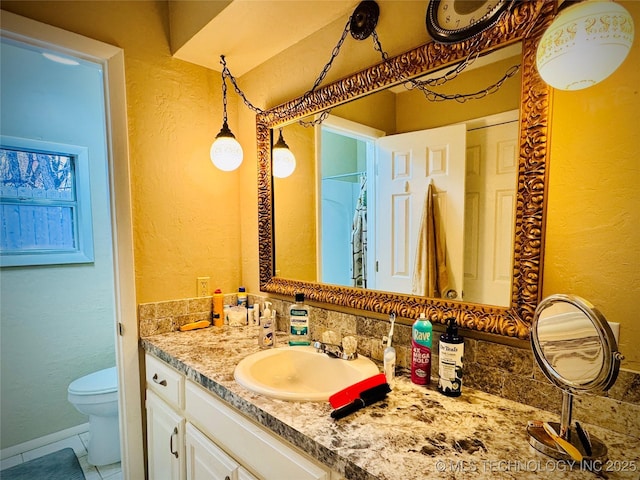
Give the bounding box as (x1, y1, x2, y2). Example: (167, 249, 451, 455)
(412, 183, 449, 297)
(351, 174, 367, 288)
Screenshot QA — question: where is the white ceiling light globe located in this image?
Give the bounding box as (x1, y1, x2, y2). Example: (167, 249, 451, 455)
(272, 130, 296, 178)
(210, 130, 243, 172)
(272, 147, 296, 178)
(536, 0, 634, 91)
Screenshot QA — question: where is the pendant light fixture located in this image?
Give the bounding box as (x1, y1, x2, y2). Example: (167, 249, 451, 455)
(210, 62, 243, 171)
(536, 0, 634, 91)
(272, 129, 296, 178)
(210, 0, 516, 174)
(208, 1, 380, 175)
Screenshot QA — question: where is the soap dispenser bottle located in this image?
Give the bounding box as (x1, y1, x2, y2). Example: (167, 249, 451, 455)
(411, 313, 432, 385)
(288, 293, 310, 346)
(259, 301, 275, 348)
(438, 317, 464, 397)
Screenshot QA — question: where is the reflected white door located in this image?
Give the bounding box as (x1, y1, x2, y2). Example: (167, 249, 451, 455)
(464, 116, 518, 306)
(375, 125, 466, 296)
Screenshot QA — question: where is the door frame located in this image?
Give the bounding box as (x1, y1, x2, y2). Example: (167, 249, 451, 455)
(0, 11, 143, 478)
(315, 115, 384, 287)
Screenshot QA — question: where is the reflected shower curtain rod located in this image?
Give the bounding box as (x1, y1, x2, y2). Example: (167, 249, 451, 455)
(322, 171, 366, 180)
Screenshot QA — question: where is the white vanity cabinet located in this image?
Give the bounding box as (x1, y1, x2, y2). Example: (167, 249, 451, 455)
(145, 353, 342, 480)
(185, 380, 328, 480)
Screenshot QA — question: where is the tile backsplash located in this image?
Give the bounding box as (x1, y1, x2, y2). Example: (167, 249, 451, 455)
(138, 294, 640, 438)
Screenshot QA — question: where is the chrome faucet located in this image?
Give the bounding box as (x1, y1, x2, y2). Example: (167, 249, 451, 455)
(313, 341, 358, 361)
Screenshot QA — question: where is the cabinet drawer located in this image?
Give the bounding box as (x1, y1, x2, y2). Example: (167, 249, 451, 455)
(186, 381, 328, 480)
(145, 354, 184, 409)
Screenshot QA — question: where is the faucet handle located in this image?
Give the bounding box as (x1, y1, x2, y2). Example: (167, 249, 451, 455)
(342, 336, 358, 356)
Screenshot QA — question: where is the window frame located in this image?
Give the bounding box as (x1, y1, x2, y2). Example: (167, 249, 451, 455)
(0, 135, 94, 267)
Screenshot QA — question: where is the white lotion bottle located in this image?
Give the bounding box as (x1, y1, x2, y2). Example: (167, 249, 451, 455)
(383, 313, 396, 384)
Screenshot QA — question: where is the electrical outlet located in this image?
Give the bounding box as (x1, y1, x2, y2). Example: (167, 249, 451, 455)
(197, 277, 210, 297)
(608, 322, 620, 344)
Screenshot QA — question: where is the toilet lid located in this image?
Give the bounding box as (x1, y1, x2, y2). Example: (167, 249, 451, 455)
(68, 366, 118, 395)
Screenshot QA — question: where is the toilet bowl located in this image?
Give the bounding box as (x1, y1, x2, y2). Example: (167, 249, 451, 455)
(68, 366, 120, 466)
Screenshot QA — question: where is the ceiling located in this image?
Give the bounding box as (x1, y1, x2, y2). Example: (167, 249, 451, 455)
(170, 0, 360, 76)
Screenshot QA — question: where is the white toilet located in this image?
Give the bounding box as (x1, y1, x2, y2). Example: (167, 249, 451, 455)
(68, 366, 120, 466)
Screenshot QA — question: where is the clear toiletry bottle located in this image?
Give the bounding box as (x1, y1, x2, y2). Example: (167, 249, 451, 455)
(247, 305, 254, 326)
(383, 313, 396, 384)
(411, 312, 432, 385)
(252, 303, 260, 325)
(288, 292, 310, 346)
(262, 301, 272, 324)
(237, 287, 248, 324)
(438, 317, 464, 397)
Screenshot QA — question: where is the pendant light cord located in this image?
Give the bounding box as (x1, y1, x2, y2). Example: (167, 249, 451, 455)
(220, 16, 352, 124)
(220, 65, 229, 125)
(372, 27, 521, 103)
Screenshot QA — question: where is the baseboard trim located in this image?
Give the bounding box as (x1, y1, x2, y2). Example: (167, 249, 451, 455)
(0, 423, 90, 460)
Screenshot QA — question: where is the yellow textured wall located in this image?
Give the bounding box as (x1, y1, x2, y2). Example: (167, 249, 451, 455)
(274, 123, 317, 282)
(1, 1, 243, 303)
(543, 1, 640, 371)
(4, 1, 638, 370)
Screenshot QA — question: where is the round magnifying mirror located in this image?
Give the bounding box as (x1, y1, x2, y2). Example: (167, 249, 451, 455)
(531, 294, 621, 393)
(528, 294, 624, 462)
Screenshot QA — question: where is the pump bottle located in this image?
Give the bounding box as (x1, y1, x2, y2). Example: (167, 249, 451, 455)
(438, 318, 464, 397)
(259, 302, 275, 348)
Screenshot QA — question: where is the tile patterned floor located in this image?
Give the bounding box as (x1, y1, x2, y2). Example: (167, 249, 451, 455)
(0, 431, 122, 479)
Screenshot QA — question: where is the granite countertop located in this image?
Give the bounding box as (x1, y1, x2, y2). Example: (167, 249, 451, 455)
(141, 326, 640, 480)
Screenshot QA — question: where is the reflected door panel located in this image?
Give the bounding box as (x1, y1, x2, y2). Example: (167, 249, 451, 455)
(464, 112, 518, 305)
(375, 124, 466, 296)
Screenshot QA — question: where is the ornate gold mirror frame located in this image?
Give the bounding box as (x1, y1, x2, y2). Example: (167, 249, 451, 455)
(257, 0, 554, 339)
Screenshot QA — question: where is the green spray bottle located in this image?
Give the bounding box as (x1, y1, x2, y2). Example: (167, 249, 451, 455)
(411, 313, 432, 385)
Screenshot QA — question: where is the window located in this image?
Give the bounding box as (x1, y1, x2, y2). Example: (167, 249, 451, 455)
(0, 136, 94, 266)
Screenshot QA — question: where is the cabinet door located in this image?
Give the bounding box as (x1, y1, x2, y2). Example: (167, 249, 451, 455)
(147, 390, 185, 480)
(185, 423, 242, 480)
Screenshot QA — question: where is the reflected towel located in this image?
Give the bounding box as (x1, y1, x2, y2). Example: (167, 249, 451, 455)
(412, 183, 450, 297)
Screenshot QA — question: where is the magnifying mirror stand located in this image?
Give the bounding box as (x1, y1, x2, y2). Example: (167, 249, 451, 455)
(527, 390, 608, 462)
(527, 294, 623, 464)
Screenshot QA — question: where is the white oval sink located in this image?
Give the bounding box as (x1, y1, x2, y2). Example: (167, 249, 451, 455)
(234, 346, 380, 401)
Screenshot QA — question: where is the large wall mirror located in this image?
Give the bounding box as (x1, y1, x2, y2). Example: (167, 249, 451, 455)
(257, 0, 555, 339)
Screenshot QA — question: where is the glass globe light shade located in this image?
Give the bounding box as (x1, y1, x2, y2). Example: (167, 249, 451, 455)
(536, 0, 634, 91)
(272, 131, 296, 178)
(210, 122, 243, 171)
